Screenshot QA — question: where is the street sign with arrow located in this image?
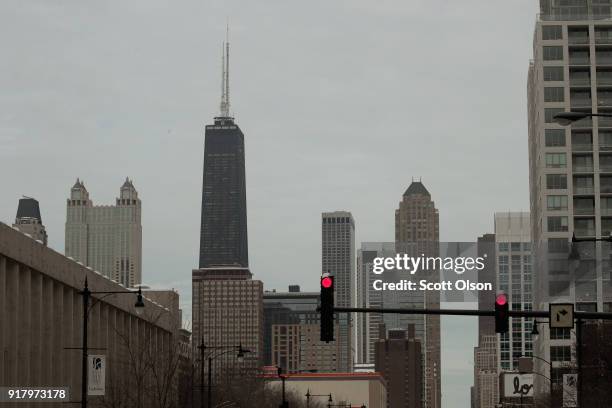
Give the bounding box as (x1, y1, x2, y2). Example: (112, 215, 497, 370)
(549, 303, 574, 329)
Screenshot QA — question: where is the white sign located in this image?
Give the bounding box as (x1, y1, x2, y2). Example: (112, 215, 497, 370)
(88, 355, 106, 396)
(562, 374, 578, 408)
(503, 373, 534, 398)
(550, 303, 574, 329)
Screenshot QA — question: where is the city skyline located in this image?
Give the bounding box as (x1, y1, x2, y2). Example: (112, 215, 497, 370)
(0, 1, 539, 407)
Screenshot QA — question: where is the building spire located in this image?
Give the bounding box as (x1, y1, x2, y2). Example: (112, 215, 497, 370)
(219, 23, 231, 117)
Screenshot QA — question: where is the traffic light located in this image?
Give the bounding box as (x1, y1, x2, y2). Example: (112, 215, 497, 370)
(495, 293, 509, 334)
(320, 274, 334, 342)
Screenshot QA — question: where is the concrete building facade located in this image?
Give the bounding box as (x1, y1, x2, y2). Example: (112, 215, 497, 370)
(471, 334, 499, 408)
(527, 1, 612, 397)
(322, 211, 355, 372)
(471, 234, 498, 408)
(356, 242, 397, 365)
(0, 222, 182, 408)
(65, 178, 142, 288)
(192, 267, 263, 375)
(494, 212, 534, 372)
(394, 181, 441, 408)
(374, 327, 423, 408)
(263, 287, 341, 373)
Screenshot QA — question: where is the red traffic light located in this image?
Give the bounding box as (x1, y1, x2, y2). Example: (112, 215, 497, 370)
(496, 293, 507, 306)
(321, 276, 333, 289)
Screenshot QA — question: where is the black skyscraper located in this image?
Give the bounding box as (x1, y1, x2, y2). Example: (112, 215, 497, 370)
(198, 39, 248, 269)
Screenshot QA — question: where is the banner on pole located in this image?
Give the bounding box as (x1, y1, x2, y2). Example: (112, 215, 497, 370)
(562, 373, 578, 408)
(88, 355, 106, 396)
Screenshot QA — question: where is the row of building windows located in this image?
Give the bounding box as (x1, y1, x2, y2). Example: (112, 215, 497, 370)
(322, 217, 353, 224)
(542, 24, 612, 42)
(544, 128, 612, 149)
(498, 242, 531, 252)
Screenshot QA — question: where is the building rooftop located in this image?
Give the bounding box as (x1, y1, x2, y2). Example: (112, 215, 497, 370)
(403, 181, 430, 197)
(16, 197, 42, 222)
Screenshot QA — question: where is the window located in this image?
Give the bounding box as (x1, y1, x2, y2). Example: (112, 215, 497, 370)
(498, 243, 509, 252)
(549, 281, 570, 297)
(547, 174, 567, 189)
(547, 195, 568, 210)
(511, 242, 522, 252)
(546, 129, 566, 146)
(571, 131, 592, 149)
(545, 87, 565, 102)
(550, 346, 571, 362)
(574, 175, 594, 193)
(570, 68, 590, 85)
(545, 108, 564, 123)
(543, 25, 563, 40)
(550, 327, 571, 340)
(549, 259, 569, 275)
(543, 46, 564, 60)
(548, 238, 569, 254)
(544, 66, 564, 81)
(572, 154, 593, 171)
(546, 153, 567, 167)
(548, 216, 569, 232)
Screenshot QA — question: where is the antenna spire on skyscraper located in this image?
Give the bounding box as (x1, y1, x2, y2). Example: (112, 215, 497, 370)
(219, 23, 231, 117)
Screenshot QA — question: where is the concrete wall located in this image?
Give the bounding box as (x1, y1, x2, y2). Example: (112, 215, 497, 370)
(0, 222, 180, 407)
(267, 374, 387, 408)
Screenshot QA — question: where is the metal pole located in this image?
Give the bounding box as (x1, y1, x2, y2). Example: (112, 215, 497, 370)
(199, 341, 204, 408)
(81, 280, 90, 408)
(208, 357, 212, 408)
(549, 357, 553, 407)
(576, 318, 582, 408)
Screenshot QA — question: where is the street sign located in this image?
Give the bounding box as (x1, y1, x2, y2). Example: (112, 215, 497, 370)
(502, 373, 534, 397)
(549, 303, 574, 329)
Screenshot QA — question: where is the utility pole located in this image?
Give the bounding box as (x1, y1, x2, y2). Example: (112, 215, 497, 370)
(81, 282, 90, 408)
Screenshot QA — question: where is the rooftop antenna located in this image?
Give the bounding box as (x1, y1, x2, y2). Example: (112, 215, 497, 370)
(219, 21, 231, 117)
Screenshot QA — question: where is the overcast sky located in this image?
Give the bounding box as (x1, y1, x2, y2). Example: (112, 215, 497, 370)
(1, 1, 537, 406)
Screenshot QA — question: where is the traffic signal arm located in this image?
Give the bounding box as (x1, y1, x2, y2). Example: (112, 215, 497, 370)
(331, 306, 612, 320)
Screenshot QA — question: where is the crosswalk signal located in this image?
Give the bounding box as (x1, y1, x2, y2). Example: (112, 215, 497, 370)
(320, 274, 334, 342)
(495, 293, 509, 334)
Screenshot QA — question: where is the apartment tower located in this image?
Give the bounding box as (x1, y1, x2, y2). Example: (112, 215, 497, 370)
(263, 286, 342, 373)
(527, 1, 612, 397)
(471, 233, 498, 408)
(65, 178, 142, 287)
(374, 326, 423, 408)
(394, 180, 440, 408)
(322, 211, 355, 372)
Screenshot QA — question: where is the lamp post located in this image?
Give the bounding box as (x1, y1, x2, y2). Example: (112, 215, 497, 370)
(78, 278, 145, 408)
(530, 320, 554, 400)
(277, 366, 289, 408)
(305, 389, 333, 408)
(197, 341, 250, 408)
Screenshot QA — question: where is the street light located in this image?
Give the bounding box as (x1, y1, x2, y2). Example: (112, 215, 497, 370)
(305, 389, 333, 408)
(196, 340, 250, 408)
(277, 366, 288, 408)
(78, 278, 146, 408)
(552, 111, 612, 126)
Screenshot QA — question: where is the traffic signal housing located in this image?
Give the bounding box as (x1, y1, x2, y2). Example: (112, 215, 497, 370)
(320, 274, 334, 342)
(495, 293, 509, 334)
